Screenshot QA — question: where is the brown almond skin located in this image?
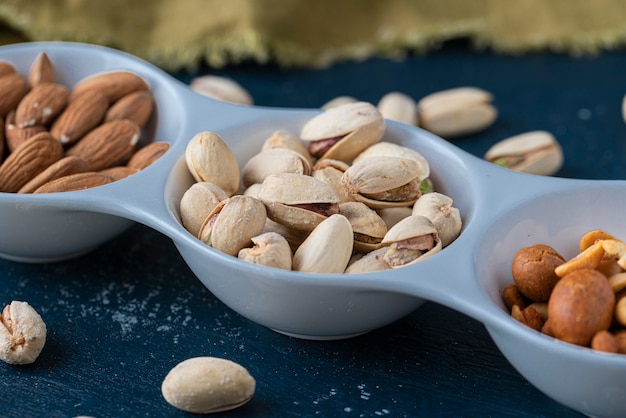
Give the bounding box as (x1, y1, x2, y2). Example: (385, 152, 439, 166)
(18, 156, 90, 194)
(0, 73, 28, 117)
(33, 172, 114, 194)
(127, 141, 170, 170)
(15, 82, 69, 128)
(28, 52, 55, 87)
(0, 131, 63, 192)
(0, 61, 16, 78)
(548, 268, 615, 346)
(66, 119, 141, 171)
(5, 110, 47, 153)
(99, 166, 139, 181)
(70, 71, 149, 104)
(511, 244, 565, 302)
(50, 90, 109, 145)
(105, 90, 154, 127)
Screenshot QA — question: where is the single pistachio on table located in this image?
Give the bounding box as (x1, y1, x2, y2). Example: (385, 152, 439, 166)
(339, 201, 388, 253)
(161, 356, 256, 414)
(198, 195, 267, 256)
(311, 158, 353, 203)
(293, 214, 354, 273)
(484, 130, 563, 176)
(300, 101, 385, 163)
(257, 173, 340, 232)
(180, 182, 229, 237)
(377, 91, 418, 125)
(261, 130, 313, 167)
(417, 86, 497, 138)
(238, 231, 293, 270)
(345, 246, 392, 274)
(411, 192, 462, 247)
(341, 156, 426, 209)
(381, 215, 442, 268)
(241, 148, 311, 188)
(185, 131, 240, 196)
(0, 301, 46, 365)
(189, 75, 253, 105)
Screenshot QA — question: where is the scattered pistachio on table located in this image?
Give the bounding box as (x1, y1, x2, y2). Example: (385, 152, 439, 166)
(0, 300, 46, 365)
(189, 75, 253, 105)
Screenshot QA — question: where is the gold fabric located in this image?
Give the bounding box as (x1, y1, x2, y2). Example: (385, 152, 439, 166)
(0, 0, 625, 70)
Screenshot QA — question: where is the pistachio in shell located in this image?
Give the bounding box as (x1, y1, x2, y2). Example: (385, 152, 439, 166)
(238, 232, 293, 270)
(339, 201, 387, 252)
(293, 214, 354, 273)
(300, 101, 385, 162)
(411, 192, 462, 247)
(185, 131, 240, 196)
(180, 182, 229, 237)
(345, 246, 392, 274)
(381, 215, 442, 268)
(261, 129, 313, 167)
(241, 148, 311, 188)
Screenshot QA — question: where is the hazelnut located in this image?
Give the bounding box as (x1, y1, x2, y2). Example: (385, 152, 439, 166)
(511, 244, 565, 302)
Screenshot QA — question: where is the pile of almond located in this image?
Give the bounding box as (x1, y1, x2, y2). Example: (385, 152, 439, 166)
(0, 52, 169, 193)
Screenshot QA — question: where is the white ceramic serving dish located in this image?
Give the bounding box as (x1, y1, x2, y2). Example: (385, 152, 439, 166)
(1, 42, 625, 417)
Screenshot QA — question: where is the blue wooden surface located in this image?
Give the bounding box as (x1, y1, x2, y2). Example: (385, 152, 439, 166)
(3, 39, 623, 417)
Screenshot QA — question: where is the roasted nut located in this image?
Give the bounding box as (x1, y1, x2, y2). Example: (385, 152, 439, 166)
(161, 356, 256, 414)
(554, 240, 605, 277)
(511, 244, 565, 302)
(345, 246, 391, 274)
(411, 192, 462, 247)
(28, 51, 55, 87)
(321, 96, 357, 110)
(0, 301, 47, 365)
(502, 284, 527, 312)
(339, 201, 387, 252)
(241, 148, 311, 188)
(591, 330, 619, 353)
(377, 92, 418, 125)
(417, 87, 497, 138)
(381, 215, 442, 268)
(185, 131, 240, 196)
(261, 130, 313, 167)
(238, 232, 293, 270)
(484, 131, 563, 176)
(300, 101, 385, 162)
(190, 75, 253, 105)
(14, 82, 69, 128)
(180, 182, 229, 237)
(18, 155, 90, 194)
(548, 268, 615, 346)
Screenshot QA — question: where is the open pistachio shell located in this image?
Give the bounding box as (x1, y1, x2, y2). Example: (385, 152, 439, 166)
(339, 202, 387, 252)
(412, 192, 462, 247)
(257, 173, 340, 232)
(300, 101, 385, 162)
(293, 214, 354, 273)
(241, 148, 311, 188)
(185, 131, 240, 196)
(345, 246, 392, 274)
(484, 130, 563, 176)
(381, 215, 442, 268)
(352, 141, 430, 180)
(180, 182, 229, 237)
(238, 231, 293, 270)
(341, 156, 423, 209)
(261, 130, 313, 167)
(198, 195, 267, 256)
(312, 159, 352, 203)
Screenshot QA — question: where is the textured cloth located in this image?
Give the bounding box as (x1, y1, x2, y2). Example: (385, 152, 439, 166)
(1, 0, 625, 70)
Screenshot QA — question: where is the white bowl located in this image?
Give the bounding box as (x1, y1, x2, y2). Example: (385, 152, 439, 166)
(2, 42, 626, 417)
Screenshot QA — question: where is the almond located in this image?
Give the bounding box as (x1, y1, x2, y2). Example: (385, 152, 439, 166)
(127, 141, 170, 170)
(104, 90, 154, 127)
(0, 61, 16, 78)
(18, 155, 90, 194)
(28, 52, 55, 87)
(50, 90, 108, 145)
(15, 82, 69, 128)
(0, 73, 28, 117)
(98, 166, 139, 181)
(33, 172, 114, 194)
(0, 131, 63, 192)
(70, 71, 149, 104)
(5, 110, 47, 153)
(66, 119, 141, 171)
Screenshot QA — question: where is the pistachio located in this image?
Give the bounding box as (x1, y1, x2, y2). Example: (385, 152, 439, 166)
(161, 356, 256, 414)
(293, 214, 354, 273)
(411, 192, 462, 247)
(189, 75, 253, 105)
(257, 173, 340, 232)
(417, 86, 497, 138)
(0, 301, 46, 365)
(180, 182, 229, 237)
(261, 130, 313, 167)
(300, 101, 385, 162)
(321, 96, 358, 110)
(241, 148, 311, 188)
(352, 141, 430, 180)
(198, 195, 267, 256)
(238, 232, 293, 270)
(339, 201, 387, 252)
(381, 215, 442, 268)
(376, 207, 413, 230)
(484, 131, 563, 176)
(341, 156, 424, 209)
(377, 92, 418, 125)
(345, 246, 392, 274)
(311, 158, 353, 203)
(185, 131, 240, 196)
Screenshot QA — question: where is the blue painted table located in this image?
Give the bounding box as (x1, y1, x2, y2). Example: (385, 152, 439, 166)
(2, 40, 623, 417)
